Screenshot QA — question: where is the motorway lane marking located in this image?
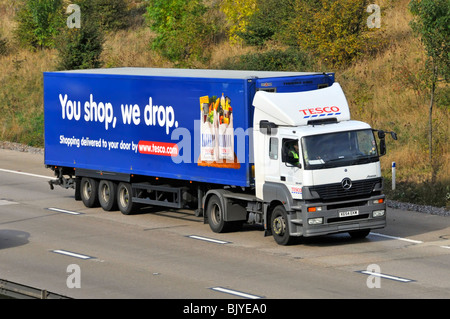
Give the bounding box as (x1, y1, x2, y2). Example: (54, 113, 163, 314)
(47, 207, 83, 215)
(0, 168, 52, 180)
(370, 232, 423, 244)
(211, 287, 263, 299)
(187, 235, 230, 244)
(356, 270, 415, 283)
(0, 199, 18, 206)
(440, 245, 450, 249)
(51, 250, 94, 260)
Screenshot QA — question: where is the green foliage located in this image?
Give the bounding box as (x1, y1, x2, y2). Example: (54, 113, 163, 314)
(239, 0, 297, 46)
(384, 177, 450, 209)
(145, 0, 219, 65)
(221, 0, 256, 43)
(294, 0, 382, 67)
(220, 47, 315, 71)
(409, 0, 450, 82)
(14, 0, 65, 50)
(56, 1, 104, 70)
(93, 0, 130, 31)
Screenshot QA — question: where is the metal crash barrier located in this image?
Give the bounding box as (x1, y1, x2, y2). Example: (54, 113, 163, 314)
(0, 279, 71, 299)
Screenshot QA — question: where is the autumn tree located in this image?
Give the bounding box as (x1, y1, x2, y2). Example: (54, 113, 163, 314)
(294, 0, 382, 67)
(221, 0, 256, 44)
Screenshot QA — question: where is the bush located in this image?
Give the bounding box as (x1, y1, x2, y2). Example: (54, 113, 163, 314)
(15, 0, 65, 50)
(145, 0, 219, 65)
(220, 0, 256, 43)
(93, 0, 130, 31)
(239, 0, 297, 46)
(294, 0, 383, 67)
(384, 177, 450, 209)
(220, 47, 315, 71)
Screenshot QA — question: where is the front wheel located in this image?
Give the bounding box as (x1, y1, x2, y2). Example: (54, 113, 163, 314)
(207, 195, 231, 233)
(270, 205, 294, 245)
(348, 229, 370, 239)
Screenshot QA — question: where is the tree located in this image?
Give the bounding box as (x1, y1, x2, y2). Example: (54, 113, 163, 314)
(221, 0, 256, 44)
(239, 0, 297, 46)
(409, 0, 450, 175)
(145, 0, 218, 65)
(294, 0, 382, 67)
(56, 1, 104, 70)
(15, 0, 65, 50)
(93, 0, 130, 31)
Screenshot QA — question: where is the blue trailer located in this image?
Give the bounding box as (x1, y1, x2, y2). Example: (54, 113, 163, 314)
(45, 68, 394, 245)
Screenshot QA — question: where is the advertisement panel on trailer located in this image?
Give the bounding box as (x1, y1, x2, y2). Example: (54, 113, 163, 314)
(44, 72, 252, 186)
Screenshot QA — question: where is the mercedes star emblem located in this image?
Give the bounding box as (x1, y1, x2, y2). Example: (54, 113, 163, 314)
(341, 177, 352, 190)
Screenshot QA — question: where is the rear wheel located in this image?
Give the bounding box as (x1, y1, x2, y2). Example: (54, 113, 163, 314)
(98, 180, 118, 211)
(80, 177, 99, 208)
(117, 182, 137, 215)
(271, 205, 294, 245)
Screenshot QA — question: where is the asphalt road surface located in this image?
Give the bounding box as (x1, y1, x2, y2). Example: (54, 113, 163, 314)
(0, 148, 449, 300)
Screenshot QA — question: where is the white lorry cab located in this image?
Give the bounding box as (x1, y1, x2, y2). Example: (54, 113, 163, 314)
(253, 83, 396, 244)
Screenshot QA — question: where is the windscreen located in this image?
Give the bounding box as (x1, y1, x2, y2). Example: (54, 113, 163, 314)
(301, 129, 378, 169)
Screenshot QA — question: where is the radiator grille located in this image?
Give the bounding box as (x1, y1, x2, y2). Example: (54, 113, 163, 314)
(311, 178, 381, 200)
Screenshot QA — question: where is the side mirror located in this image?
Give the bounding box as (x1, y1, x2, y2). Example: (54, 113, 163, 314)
(390, 131, 398, 140)
(260, 120, 278, 135)
(374, 129, 397, 156)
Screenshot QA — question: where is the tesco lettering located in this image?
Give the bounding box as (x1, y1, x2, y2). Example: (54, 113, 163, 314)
(299, 106, 340, 116)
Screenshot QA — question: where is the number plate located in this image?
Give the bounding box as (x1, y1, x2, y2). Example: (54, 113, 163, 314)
(339, 210, 359, 217)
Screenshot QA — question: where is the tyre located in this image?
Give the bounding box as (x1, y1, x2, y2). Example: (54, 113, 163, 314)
(270, 205, 294, 245)
(98, 180, 118, 211)
(80, 177, 99, 208)
(117, 182, 137, 215)
(348, 229, 370, 239)
(206, 195, 230, 233)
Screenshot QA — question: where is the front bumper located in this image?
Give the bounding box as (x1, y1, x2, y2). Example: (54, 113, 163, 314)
(288, 195, 386, 237)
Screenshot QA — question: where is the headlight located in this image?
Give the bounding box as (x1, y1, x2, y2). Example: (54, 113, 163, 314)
(373, 210, 385, 217)
(308, 217, 323, 225)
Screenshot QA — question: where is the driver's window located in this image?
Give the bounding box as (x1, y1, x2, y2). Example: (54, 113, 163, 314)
(282, 139, 300, 167)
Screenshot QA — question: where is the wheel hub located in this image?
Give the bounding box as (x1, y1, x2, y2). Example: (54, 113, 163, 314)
(273, 216, 286, 236)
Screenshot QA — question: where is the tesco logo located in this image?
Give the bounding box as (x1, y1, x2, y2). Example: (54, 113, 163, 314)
(299, 106, 341, 118)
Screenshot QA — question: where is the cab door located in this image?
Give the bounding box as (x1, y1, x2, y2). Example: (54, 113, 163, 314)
(264, 135, 280, 183)
(279, 137, 303, 199)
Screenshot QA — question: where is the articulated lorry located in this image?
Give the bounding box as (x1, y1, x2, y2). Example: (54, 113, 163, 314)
(44, 68, 396, 245)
